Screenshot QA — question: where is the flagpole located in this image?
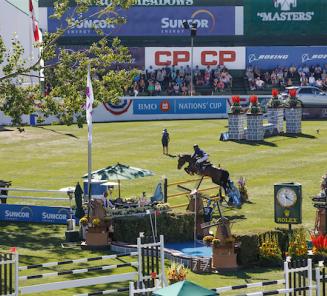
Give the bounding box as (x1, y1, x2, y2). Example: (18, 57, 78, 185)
(86, 64, 94, 203)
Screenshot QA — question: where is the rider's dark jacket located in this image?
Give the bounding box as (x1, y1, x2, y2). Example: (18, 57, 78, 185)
(192, 148, 206, 159)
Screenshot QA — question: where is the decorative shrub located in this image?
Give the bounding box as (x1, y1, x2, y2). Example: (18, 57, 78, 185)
(238, 177, 249, 202)
(167, 263, 187, 284)
(92, 218, 101, 227)
(285, 89, 301, 108)
(267, 89, 282, 108)
(258, 233, 282, 266)
(230, 96, 242, 114)
(248, 95, 261, 114)
(287, 228, 308, 259)
(79, 216, 88, 226)
(112, 212, 194, 243)
(212, 238, 221, 248)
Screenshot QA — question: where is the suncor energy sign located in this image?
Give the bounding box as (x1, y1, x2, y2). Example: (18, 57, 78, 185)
(0, 204, 73, 224)
(145, 47, 245, 70)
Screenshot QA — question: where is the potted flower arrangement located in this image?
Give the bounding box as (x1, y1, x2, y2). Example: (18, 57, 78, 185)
(248, 95, 261, 115)
(246, 95, 264, 141)
(211, 235, 237, 269)
(230, 96, 242, 114)
(203, 235, 214, 246)
(266, 89, 284, 134)
(228, 95, 245, 140)
(284, 89, 302, 134)
(167, 263, 187, 284)
(258, 233, 282, 267)
(310, 234, 327, 262)
(79, 216, 88, 240)
(287, 228, 308, 260)
(238, 177, 248, 203)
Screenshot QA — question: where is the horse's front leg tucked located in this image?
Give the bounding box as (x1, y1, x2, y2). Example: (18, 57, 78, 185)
(184, 166, 193, 175)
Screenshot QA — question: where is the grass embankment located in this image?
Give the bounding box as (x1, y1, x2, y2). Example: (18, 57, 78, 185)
(0, 120, 326, 295)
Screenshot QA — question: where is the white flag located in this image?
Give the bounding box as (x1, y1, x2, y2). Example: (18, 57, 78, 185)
(86, 66, 94, 143)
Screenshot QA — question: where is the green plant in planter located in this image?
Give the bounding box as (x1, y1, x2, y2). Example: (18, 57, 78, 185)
(79, 216, 88, 226)
(285, 89, 301, 108)
(267, 89, 282, 108)
(212, 238, 221, 248)
(230, 96, 242, 114)
(248, 95, 262, 114)
(258, 233, 282, 267)
(203, 235, 214, 246)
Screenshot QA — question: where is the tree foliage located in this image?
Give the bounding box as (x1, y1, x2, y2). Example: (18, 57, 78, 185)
(0, 0, 137, 127)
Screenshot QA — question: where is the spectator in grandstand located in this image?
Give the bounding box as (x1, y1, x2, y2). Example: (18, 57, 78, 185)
(147, 80, 155, 95)
(286, 78, 293, 87)
(308, 74, 316, 86)
(173, 82, 180, 95)
(133, 81, 139, 96)
(255, 77, 265, 89)
(154, 81, 162, 95)
(167, 82, 174, 95)
(181, 83, 189, 96)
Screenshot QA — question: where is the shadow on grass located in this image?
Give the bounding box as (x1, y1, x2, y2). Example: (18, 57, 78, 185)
(0, 221, 66, 252)
(227, 214, 247, 222)
(37, 126, 79, 139)
(282, 132, 316, 139)
(0, 127, 14, 132)
(217, 266, 279, 280)
(229, 140, 277, 147)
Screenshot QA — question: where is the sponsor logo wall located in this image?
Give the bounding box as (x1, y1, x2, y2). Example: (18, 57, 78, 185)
(95, 96, 228, 121)
(145, 47, 246, 70)
(0, 204, 74, 224)
(46, 6, 239, 37)
(246, 46, 327, 69)
(244, 0, 327, 36)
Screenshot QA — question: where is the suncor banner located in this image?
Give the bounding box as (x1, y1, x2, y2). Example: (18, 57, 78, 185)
(0, 204, 73, 224)
(46, 6, 239, 36)
(145, 47, 246, 70)
(244, 0, 327, 36)
(246, 46, 327, 69)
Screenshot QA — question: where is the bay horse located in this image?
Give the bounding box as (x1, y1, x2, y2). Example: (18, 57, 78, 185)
(177, 154, 231, 195)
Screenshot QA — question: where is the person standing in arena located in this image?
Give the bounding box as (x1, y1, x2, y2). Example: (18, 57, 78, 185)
(161, 128, 170, 155)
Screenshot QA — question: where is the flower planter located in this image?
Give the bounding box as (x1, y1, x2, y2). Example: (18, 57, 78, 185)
(212, 245, 237, 269)
(228, 113, 245, 140)
(86, 231, 109, 246)
(80, 225, 88, 240)
(267, 108, 284, 134)
(285, 108, 302, 134)
(246, 114, 264, 141)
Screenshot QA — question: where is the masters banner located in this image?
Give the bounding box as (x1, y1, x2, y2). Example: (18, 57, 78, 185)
(244, 0, 327, 36)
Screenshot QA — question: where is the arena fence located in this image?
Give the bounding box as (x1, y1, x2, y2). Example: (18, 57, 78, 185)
(1, 235, 166, 296)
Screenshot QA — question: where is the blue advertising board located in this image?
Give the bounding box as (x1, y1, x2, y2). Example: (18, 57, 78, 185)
(246, 46, 327, 69)
(0, 204, 74, 224)
(133, 97, 227, 115)
(47, 6, 236, 36)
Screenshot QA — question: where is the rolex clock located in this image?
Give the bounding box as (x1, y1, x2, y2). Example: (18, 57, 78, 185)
(274, 183, 302, 224)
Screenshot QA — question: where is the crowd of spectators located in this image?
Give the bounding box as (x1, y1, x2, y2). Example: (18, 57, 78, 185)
(125, 65, 233, 96)
(245, 64, 327, 91)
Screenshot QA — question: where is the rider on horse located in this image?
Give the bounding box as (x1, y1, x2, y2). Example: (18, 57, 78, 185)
(192, 144, 210, 172)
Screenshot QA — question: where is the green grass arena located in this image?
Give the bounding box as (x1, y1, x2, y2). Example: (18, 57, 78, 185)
(0, 119, 326, 295)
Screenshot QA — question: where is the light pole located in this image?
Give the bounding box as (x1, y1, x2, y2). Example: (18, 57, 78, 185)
(183, 21, 197, 96)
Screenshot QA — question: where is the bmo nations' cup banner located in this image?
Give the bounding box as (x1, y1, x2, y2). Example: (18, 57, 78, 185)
(47, 6, 237, 36)
(244, 0, 327, 36)
(145, 47, 246, 70)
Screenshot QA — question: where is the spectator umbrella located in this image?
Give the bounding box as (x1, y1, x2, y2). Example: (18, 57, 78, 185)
(83, 163, 154, 198)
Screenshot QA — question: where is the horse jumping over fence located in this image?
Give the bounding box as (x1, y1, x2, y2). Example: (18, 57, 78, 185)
(177, 154, 241, 207)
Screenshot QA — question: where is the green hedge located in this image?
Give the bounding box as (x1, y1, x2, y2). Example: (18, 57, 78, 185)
(236, 228, 293, 267)
(112, 212, 294, 267)
(112, 212, 194, 243)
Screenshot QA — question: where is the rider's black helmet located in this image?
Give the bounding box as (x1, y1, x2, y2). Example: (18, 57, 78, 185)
(193, 144, 199, 149)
